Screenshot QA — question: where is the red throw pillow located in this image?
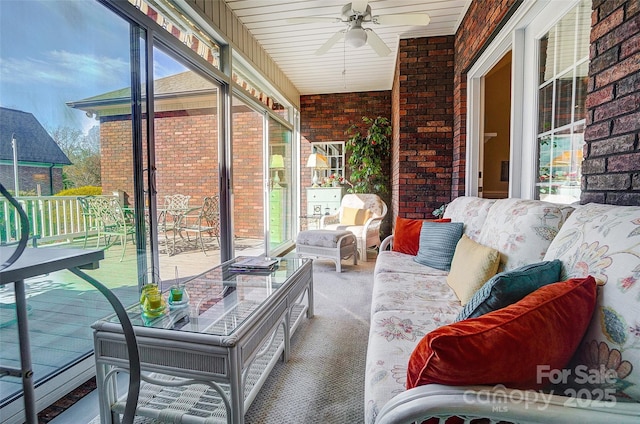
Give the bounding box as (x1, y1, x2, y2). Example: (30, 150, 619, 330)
(406, 276, 597, 390)
(393, 217, 451, 256)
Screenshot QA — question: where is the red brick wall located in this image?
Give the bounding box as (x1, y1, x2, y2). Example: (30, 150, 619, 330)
(101, 111, 219, 205)
(232, 107, 265, 238)
(453, 0, 518, 199)
(299, 92, 392, 226)
(582, 0, 640, 204)
(393, 36, 455, 221)
(100, 108, 265, 238)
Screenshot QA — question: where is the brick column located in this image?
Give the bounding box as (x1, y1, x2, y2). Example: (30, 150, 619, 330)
(582, 0, 640, 204)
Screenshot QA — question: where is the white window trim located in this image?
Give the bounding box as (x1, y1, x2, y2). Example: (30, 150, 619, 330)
(466, 0, 580, 199)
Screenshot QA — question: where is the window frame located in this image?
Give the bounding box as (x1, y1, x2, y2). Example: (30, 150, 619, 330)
(466, 0, 583, 200)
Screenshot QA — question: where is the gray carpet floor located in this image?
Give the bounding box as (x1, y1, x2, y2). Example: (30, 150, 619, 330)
(88, 256, 374, 424)
(245, 258, 373, 424)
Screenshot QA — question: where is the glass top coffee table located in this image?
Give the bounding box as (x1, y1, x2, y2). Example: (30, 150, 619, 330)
(92, 257, 313, 424)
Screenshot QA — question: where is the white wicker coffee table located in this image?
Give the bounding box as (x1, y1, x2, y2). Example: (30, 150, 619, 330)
(92, 257, 313, 424)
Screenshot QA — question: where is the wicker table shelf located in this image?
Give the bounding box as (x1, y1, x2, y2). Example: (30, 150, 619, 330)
(92, 257, 313, 424)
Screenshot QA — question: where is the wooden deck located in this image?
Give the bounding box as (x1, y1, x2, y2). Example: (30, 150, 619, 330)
(0, 236, 265, 408)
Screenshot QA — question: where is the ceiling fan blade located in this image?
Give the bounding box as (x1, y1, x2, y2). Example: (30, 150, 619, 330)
(351, 1, 369, 14)
(315, 30, 345, 55)
(374, 13, 431, 26)
(364, 29, 391, 57)
(286, 17, 342, 24)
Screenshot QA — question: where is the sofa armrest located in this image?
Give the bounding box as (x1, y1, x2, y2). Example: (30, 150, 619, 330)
(380, 235, 394, 251)
(375, 384, 640, 424)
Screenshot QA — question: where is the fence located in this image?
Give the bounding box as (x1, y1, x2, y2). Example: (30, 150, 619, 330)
(0, 195, 116, 245)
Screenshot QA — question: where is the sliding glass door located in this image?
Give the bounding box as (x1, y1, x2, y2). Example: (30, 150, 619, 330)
(0, 1, 143, 421)
(231, 95, 266, 256)
(150, 46, 222, 283)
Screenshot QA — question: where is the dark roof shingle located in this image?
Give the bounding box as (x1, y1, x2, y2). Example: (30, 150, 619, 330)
(0, 107, 71, 165)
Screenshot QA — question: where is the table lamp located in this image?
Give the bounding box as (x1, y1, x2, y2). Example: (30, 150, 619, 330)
(306, 153, 329, 187)
(270, 154, 285, 188)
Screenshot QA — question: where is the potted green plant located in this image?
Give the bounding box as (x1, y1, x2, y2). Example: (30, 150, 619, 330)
(344, 116, 392, 194)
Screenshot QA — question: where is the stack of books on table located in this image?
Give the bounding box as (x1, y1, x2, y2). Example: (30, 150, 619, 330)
(229, 256, 279, 272)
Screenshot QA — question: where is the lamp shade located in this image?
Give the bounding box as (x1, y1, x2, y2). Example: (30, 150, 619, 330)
(306, 153, 329, 169)
(270, 154, 285, 169)
(345, 27, 367, 48)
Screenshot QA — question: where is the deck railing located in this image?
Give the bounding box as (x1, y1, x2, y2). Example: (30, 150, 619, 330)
(0, 195, 116, 245)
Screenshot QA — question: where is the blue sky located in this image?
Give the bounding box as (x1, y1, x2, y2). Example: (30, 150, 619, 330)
(0, 0, 185, 134)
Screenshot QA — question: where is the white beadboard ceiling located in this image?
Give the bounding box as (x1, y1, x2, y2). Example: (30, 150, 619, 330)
(224, 0, 472, 95)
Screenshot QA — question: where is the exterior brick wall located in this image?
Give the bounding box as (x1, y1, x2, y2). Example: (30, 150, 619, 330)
(453, 0, 518, 199)
(299, 92, 392, 232)
(582, 0, 640, 204)
(100, 108, 264, 238)
(232, 108, 265, 238)
(392, 36, 455, 221)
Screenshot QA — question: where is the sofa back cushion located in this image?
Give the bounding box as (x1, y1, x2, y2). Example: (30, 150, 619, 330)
(443, 196, 496, 242)
(478, 198, 574, 272)
(543, 203, 640, 402)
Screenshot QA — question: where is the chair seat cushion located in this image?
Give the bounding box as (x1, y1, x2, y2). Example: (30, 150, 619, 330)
(296, 229, 354, 248)
(323, 223, 365, 237)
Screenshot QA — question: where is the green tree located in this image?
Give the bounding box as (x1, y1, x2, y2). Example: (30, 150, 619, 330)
(345, 116, 392, 194)
(51, 125, 101, 189)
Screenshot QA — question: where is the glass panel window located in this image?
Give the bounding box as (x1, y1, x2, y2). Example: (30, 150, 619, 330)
(0, 0, 141, 413)
(268, 118, 292, 251)
(555, 69, 574, 128)
(535, 0, 589, 204)
(310, 142, 345, 186)
(231, 95, 265, 254)
(150, 47, 222, 280)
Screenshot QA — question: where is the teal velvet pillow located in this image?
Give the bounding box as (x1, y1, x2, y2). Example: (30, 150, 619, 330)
(455, 259, 562, 322)
(413, 221, 464, 271)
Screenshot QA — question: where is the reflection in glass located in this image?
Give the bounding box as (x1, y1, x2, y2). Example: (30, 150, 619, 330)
(538, 83, 554, 133)
(268, 117, 293, 250)
(555, 69, 574, 128)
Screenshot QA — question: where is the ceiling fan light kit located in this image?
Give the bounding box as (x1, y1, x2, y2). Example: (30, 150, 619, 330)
(345, 24, 367, 48)
(289, 2, 431, 57)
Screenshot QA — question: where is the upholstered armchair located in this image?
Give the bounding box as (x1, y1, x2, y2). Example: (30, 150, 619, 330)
(320, 193, 387, 262)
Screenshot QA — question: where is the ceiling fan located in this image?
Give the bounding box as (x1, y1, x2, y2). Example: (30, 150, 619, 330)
(287, 1, 431, 57)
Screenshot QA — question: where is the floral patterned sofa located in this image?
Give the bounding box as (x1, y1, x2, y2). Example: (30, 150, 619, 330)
(366, 196, 640, 424)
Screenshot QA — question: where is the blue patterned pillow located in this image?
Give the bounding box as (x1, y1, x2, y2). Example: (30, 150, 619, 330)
(413, 221, 464, 271)
(455, 259, 562, 321)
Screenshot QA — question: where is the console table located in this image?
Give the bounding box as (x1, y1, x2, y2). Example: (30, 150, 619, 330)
(92, 257, 313, 424)
(0, 247, 140, 424)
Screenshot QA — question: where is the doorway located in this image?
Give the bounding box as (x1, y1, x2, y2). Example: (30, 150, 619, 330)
(481, 52, 512, 199)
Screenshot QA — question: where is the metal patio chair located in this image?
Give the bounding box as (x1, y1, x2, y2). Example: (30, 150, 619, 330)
(179, 195, 220, 255)
(89, 196, 135, 261)
(160, 194, 191, 255)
